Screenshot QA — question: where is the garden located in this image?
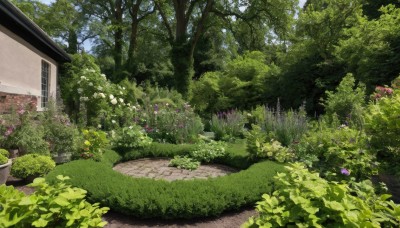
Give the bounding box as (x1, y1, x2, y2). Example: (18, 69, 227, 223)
(2, 0, 400, 227)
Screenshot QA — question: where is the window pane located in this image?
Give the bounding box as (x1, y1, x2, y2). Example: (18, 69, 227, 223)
(41, 61, 50, 108)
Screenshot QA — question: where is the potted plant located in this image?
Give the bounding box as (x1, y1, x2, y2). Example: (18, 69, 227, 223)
(0, 148, 12, 184)
(11, 154, 55, 182)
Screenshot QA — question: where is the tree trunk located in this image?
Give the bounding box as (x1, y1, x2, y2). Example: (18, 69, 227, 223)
(66, 29, 78, 54)
(171, 39, 193, 98)
(113, 0, 124, 80)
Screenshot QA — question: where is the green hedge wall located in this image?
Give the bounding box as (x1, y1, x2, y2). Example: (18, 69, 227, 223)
(46, 158, 284, 219)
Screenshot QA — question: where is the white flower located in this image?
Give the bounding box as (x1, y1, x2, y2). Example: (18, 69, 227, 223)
(166, 103, 169, 106)
(98, 86, 103, 91)
(111, 98, 118, 105)
(111, 120, 116, 124)
(89, 82, 93, 86)
(109, 94, 114, 100)
(99, 93, 105, 98)
(119, 91, 123, 95)
(79, 96, 89, 102)
(129, 126, 133, 129)
(119, 98, 124, 103)
(77, 88, 83, 94)
(80, 76, 86, 80)
(122, 87, 126, 90)
(101, 73, 106, 78)
(132, 106, 137, 110)
(89, 69, 95, 73)
(154, 111, 158, 115)
(93, 92, 98, 98)
(97, 124, 102, 128)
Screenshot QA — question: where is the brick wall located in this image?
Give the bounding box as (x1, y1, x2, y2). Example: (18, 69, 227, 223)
(0, 92, 38, 114)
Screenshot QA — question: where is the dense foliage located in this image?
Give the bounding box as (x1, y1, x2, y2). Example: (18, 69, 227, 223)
(244, 163, 400, 227)
(46, 159, 284, 219)
(0, 176, 108, 227)
(11, 154, 56, 179)
(365, 80, 400, 173)
(0, 154, 8, 165)
(168, 156, 200, 171)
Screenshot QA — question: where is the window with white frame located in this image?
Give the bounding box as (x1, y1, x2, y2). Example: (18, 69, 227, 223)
(41, 61, 50, 108)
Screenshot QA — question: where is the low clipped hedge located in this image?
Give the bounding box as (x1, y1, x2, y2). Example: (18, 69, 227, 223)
(121, 141, 254, 169)
(46, 148, 284, 219)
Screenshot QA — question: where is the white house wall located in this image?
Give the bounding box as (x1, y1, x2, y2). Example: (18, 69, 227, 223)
(0, 24, 58, 110)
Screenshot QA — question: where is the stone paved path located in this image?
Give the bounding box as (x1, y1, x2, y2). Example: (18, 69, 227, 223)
(113, 158, 237, 181)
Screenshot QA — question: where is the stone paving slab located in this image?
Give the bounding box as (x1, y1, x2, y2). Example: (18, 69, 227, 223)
(113, 158, 237, 181)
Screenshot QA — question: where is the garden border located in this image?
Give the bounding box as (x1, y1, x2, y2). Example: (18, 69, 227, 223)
(46, 146, 285, 219)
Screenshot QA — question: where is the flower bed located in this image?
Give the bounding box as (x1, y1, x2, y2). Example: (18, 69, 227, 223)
(46, 147, 284, 219)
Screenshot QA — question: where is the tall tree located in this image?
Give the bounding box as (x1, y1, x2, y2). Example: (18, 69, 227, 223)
(155, 0, 297, 98)
(125, 0, 155, 78)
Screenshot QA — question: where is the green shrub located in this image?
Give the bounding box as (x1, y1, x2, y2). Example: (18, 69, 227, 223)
(101, 149, 122, 167)
(46, 160, 285, 219)
(169, 156, 200, 170)
(78, 129, 108, 161)
(4, 122, 49, 155)
(258, 140, 295, 163)
(122, 141, 252, 170)
(136, 101, 204, 144)
(216, 140, 253, 169)
(245, 125, 295, 163)
(210, 110, 247, 141)
(40, 101, 80, 160)
(243, 163, 400, 227)
(293, 123, 378, 181)
(0, 154, 8, 165)
(11, 154, 55, 179)
(321, 73, 366, 127)
(111, 125, 152, 151)
(245, 125, 266, 160)
(121, 142, 197, 161)
(0, 149, 8, 158)
(189, 141, 226, 163)
(365, 87, 400, 171)
(250, 103, 308, 146)
(0, 176, 108, 227)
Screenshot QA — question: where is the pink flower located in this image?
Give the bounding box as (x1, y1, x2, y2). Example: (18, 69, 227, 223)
(4, 126, 14, 136)
(17, 108, 25, 115)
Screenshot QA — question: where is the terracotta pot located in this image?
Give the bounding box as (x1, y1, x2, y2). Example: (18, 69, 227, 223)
(0, 159, 12, 184)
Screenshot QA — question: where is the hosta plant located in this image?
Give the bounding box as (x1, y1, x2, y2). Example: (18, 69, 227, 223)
(169, 156, 200, 170)
(244, 163, 400, 228)
(245, 125, 295, 163)
(0, 175, 109, 227)
(189, 140, 226, 163)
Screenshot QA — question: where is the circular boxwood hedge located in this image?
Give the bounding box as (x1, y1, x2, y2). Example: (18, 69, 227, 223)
(46, 146, 285, 219)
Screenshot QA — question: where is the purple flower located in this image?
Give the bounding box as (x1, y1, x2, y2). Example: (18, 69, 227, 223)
(340, 168, 350, 176)
(154, 104, 159, 112)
